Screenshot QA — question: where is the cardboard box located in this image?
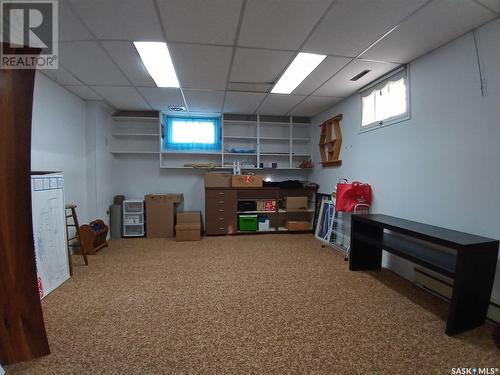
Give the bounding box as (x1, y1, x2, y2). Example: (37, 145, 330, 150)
(204, 172, 232, 188)
(177, 211, 200, 224)
(285, 220, 311, 231)
(175, 211, 201, 241)
(145, 194, 183, 238)
(284, 196, 308, 210)
(231, 174, 263, 188)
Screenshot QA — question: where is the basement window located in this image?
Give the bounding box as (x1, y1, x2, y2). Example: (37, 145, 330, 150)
(360, 66, 410, 132)
(163, 116, 221, 152)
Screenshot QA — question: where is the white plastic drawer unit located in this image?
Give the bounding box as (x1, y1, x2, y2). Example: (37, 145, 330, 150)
(123, 224, 144, 237)
(123, 200, 144, 213)
(123, 200, 144, 237)
(123, 214, 143, 224)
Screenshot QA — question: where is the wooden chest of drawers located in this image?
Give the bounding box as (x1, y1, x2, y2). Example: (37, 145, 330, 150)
(205, 189, 237, 235)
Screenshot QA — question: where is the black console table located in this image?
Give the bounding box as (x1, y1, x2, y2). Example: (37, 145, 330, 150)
(349, 214, 499, 335)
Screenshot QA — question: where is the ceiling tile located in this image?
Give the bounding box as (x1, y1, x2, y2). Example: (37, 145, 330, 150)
(223, 91, 266, 114)
(101, 41, 155, 87)
(138, 87, 185, 110)
(60, 41, 129, 85)
(169, 44, 232, 90)
(303, 0, 428, 57)
(157, 0, 242, 45)
(69, 0, 163, 41)
(230, 48, 293, 83)
(475, 0, 500, 14)
(314, 60, 398, 97)
(238, 0, 332, 50)
(362, 0, 497, 63)
(65, 85, 102, 100)
(91, 86, 150, 110)
(293, 56, 351, 96)
(227, 82, 273, 92)
(289, 96, 342, 117)
(183, 90, 225, 113)
(256, 94, 306, 115)
(59, 0, 93, 41)
(42, 65, 82, 85)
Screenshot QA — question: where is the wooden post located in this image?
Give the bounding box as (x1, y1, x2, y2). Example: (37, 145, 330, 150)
(0, 44, 50, 365)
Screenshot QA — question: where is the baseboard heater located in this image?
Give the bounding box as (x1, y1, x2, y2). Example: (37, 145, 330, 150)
(414, 267, 500, 324)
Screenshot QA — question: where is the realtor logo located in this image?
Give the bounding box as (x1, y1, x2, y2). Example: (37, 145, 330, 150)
(1, 0, 58, 69)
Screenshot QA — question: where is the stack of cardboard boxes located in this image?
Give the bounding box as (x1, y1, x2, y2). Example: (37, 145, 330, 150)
(175, 212, 201, 241)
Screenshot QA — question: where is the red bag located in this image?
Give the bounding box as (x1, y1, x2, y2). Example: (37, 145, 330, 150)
(335, 181, 372, 212)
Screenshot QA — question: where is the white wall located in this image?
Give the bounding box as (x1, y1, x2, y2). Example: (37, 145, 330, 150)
(310, 18, 500, 302)
(31, 73, 90, 223)
(85, 101, 115, 223)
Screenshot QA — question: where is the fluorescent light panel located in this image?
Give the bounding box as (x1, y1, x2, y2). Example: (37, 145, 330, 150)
(133, 42, 179, 88)
(271, 52, 326, 94)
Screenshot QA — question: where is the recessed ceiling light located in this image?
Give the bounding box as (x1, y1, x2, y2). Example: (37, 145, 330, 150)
(271, 52, 326, 95)
(133, 42, 179, 88)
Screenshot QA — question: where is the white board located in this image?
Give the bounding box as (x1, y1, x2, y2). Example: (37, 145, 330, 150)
(31, 173, 70, 299)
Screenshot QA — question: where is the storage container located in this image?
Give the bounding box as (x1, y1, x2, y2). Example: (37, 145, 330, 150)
(284, 196, 308, 210)
(238, 200, 257, 212)
(232, 175, 263, 188)
(238, 214, 258, 231)
(175, 211, 201, 241)
(204, 172, 232, 188)
(145, 193, 183, 238)
(258, 216, 270, 231)
(285, 220, 311, 231)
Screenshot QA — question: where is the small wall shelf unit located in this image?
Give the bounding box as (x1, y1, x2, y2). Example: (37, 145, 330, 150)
(159, 113, 313, 171)
(110, 111, 160, 155)
(319, 114, 342, 167)
(123, 199, 145, 237)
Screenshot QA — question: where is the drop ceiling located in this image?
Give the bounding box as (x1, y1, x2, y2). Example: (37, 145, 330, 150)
(45, 0, 499, 117)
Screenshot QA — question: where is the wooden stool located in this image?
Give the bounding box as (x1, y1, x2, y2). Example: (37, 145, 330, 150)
(65, 204, 88, 275)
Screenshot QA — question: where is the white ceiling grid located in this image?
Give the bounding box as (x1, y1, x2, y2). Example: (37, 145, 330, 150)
(45, 0, 499, 117)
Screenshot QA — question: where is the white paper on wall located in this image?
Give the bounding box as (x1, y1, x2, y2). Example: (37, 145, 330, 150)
(31, 173, 70, 299)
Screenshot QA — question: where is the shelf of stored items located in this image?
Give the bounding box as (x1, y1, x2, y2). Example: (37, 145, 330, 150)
(205, 186, 318, 235)
(110, 111, 160, 155)
(156, 113, 313, 170)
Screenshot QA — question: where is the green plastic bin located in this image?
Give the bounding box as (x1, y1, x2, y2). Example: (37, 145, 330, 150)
(238, 214, 258, 231)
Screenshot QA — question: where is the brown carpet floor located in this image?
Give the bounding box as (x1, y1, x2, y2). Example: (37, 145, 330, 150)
(6, 234, 499, 374)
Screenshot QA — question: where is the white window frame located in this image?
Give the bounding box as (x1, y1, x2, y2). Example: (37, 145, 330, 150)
(359, 65, 410, 133)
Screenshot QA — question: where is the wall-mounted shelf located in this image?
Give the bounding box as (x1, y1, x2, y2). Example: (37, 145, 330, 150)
(162, 151, 222, 155)
(110, 113, 161, 155)
(111, 150, 159, 154)
(319, 114, 342, 167)
(112, 133, 159, 137)
(110, 112, 314, 172)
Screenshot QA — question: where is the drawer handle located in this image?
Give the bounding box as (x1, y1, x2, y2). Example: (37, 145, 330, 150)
(218, 192, 225, 195)
(219, 227, 224, 230)
(218, 201, 224, 204)
(219, 217, 224, 221)
(219, 209, 224, 212)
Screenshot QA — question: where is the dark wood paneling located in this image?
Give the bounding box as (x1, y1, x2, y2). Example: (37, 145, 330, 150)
(0, 44, 50, 364)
